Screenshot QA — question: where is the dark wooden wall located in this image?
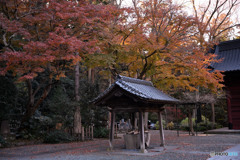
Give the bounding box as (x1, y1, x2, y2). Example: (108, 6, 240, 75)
(225, 71, 240, 129)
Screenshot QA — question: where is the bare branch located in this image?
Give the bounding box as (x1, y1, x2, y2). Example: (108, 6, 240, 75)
(215, 24, 240, 37)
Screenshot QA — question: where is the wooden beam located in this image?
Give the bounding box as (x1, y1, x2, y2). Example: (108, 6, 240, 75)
(109, 111, 115, 150)
(158, 111, 165, 147)
(109, 107, 164, 113)
(139, 112, 147, 153)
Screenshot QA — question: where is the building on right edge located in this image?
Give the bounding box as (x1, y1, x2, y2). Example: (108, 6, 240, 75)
(210, 39, 240, 129)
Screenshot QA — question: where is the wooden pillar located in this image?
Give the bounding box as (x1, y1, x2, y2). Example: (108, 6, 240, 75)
(164, 109, 168, 130)
(115, 123, 118, 138)
(81, 127, 84, 141)
(195, 105, 198, 136)
(109, 111, 115, 150)
(88, 126, 91, 139)
(86, 127, 88, 139)
(134, 112, 138, 129)
(211, 103, 215, 129)
(108, 112, 111, 129)
(158, 111, 165, 147)
(91, 125, 93, 139)
(139, 112, 146, 153)
(227, 97, 233, 129)
(144, 112, 148, 130)
(176, 105, 179, 137)
(131, 113, 135, 130)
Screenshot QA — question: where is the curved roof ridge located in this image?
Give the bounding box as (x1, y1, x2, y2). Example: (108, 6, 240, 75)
(211, 39, 240, 72)
(117, 75, 153, 86)
(219, 39, 240, 52)
(92, 75, 179, 105)
(116, 80, 149, 99)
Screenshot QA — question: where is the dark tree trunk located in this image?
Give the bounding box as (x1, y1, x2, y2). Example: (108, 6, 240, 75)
(19, 79, 52, 131)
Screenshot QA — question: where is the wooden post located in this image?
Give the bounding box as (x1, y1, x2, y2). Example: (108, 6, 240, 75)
(109, 111, 115, 150)
(91, 125, 93, 140)
(176, 105, 179, 137)
(81, 126, 84, 141)
(211, 103, 215, 129)
(115, 123, 117, 138)
(139, 112, 147, 153)
(195, 105, 198, 136)
(164, 109, 168, 130)
(158, 111, 165, 147)
(227, 97, 233, 129)
(88, 126, 91, 139)
(85, 126, 88, 139)
(134, 112, 138, 130)
(131, 113, 135, 130)
(108, 112, 111, 129)
(144, 112, 148, 130)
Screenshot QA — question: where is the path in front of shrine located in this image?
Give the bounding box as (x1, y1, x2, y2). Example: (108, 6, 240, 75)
(1, 130, 240, 160)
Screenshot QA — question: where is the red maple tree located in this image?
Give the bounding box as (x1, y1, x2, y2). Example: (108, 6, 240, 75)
(0, 0, 115, 127)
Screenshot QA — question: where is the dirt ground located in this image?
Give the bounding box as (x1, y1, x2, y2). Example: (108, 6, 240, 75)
(0, 130, 240, 160)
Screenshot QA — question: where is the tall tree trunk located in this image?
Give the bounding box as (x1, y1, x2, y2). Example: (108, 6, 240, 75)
(88, 68, 94, 84)
(88, 68, 92, 82)
(74, 62, 81, 135)
(108, 74, 112, 129)
(91, 68, 95, 84)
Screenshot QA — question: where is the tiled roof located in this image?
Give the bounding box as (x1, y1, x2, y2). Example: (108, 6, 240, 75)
(211, 39, 240, 72)
(93, 75, 179, 104)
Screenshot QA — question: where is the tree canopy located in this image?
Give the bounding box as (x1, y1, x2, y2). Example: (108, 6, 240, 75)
(0, 0, 239, 132)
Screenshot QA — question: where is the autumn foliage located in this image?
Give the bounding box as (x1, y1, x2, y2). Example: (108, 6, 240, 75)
(1, 0, 238, 128)
(0, 0, 117, 126)
(0, 0, 116, 80)
(90, 0, 227, 92)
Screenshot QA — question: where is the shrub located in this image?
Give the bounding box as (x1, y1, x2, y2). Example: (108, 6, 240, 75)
(215, 124, 223, 129)
(180, 126, 190, 131)
(180, 115, 210, 127)
(155, 120, 166, 130)
(43, 130, 74, 144)
(180, 118, 223, 132)
(24, 114, 54, 138)
(167, 121, 175, 130)
(0, 135, 7, 147)
(94, 127, 109, 138)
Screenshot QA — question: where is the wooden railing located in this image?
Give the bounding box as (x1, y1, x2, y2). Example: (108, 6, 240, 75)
(81, 126, 94, 141)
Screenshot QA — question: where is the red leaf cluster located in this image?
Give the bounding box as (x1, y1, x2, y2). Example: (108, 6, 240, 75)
(0, 0, 115, 80)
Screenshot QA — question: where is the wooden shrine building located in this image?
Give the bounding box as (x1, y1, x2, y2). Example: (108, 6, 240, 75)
(93, 75, 179, 152)
(210, 39, 240, 129)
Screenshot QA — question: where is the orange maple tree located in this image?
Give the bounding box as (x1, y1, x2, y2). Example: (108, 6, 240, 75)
(92, 0, 224, 92)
